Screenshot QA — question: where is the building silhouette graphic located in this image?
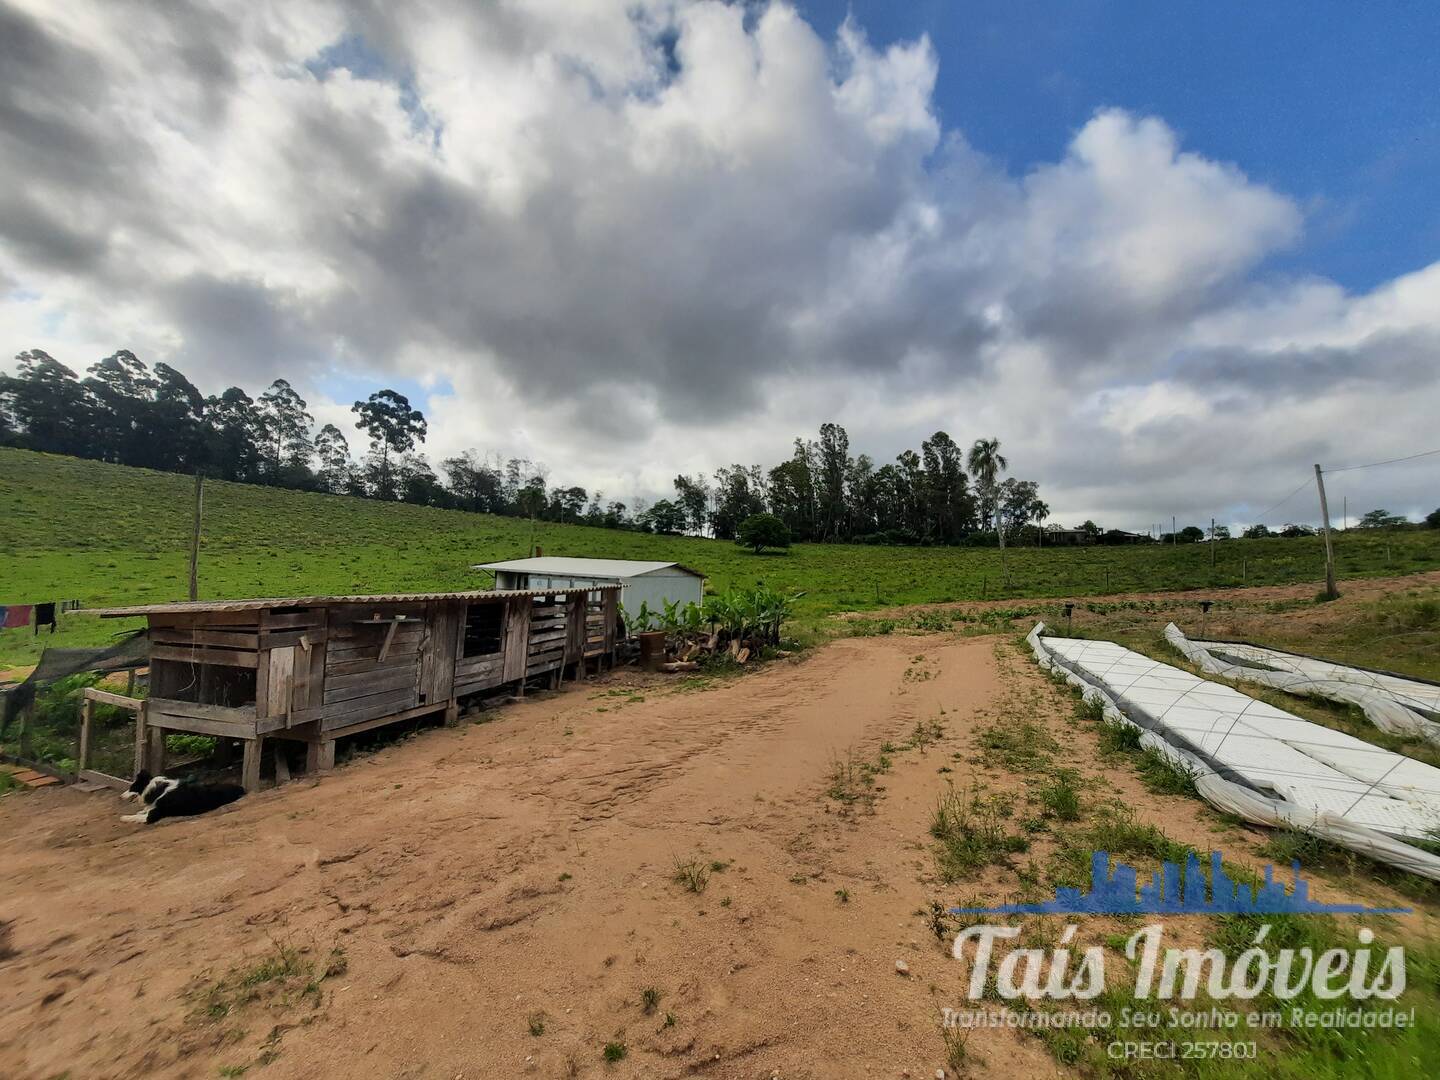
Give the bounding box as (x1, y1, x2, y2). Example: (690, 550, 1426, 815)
(949, 851, 1409, 916)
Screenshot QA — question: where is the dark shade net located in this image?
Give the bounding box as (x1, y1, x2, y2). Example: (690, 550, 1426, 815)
(0, 632, 149, 734)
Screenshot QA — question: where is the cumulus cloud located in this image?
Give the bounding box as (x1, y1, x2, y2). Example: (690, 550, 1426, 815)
(1, 0, 1437, 526)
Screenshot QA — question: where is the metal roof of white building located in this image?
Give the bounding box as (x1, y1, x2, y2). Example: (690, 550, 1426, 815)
(471, 557, 703, 579)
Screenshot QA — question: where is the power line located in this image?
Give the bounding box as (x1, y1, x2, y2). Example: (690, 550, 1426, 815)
(1251, 478, 1311, 523)
(1324, 447, 1440, 474)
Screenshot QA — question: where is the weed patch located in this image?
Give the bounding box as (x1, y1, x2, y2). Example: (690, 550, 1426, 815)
(671, 855, 711, 894)
(931, 783, 1030, 880)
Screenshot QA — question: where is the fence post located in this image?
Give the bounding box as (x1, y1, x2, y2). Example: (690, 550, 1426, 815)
(79, 697, 93, 772)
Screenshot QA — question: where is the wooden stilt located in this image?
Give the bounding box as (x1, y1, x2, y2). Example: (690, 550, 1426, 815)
(18, 702, 34, 758)
(443, 700, 460, 726)
(305, 740, 335, 773)
(146, 726, 166, 774)
(241, 738, 263, 792)
(272, 743, 291, 784)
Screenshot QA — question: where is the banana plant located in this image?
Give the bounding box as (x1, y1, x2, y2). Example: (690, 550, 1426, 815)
(620, 600, 656, 636)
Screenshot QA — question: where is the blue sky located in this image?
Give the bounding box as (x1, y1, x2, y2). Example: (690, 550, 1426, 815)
(800, 0, 1440, 292)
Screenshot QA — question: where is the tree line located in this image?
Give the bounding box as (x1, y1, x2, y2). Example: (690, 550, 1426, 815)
(667, 427, 1048, 545)
(1, 349, 1053, 542)
(0, 349, 445, 502)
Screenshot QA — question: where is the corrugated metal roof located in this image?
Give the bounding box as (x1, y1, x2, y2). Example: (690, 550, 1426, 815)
(471, 557, 704, 579)
(84, 585, 619, 618)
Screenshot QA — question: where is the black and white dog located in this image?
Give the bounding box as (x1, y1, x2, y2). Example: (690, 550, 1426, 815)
(120, 770, 245, 824)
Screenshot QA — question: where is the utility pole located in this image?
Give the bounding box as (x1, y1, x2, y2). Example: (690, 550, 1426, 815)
(1172, 515, 1177, 545)
(188, 472, 204, 601)
(1314, 464, 1338, 600)
(1210, 518, 1217, 572)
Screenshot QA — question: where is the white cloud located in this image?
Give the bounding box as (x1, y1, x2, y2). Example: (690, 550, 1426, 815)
(2, 0, 1437, 527)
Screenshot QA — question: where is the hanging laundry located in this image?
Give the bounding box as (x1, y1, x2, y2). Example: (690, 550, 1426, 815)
(2, 605, 32, 629)
(34, 602, 58, 635)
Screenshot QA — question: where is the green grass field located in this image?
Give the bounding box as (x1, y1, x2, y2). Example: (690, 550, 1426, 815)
(2, 446, 1437, 668)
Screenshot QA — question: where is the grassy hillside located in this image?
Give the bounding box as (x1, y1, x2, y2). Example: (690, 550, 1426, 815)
(2, 447, 1437, 667)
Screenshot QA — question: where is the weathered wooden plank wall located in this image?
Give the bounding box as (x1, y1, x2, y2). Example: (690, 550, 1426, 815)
(526, 597, 567, 677)
(502, 598, 531, 682)
(320, 603, 425, 730)
(420, 600, 461, 705)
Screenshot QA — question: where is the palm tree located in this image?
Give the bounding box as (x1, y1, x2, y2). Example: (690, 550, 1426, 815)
(1032, 499, 1050, 547)
(968, 438, 1010, 582)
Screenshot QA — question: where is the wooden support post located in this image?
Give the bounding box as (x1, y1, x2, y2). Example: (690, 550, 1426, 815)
(133, 701, 149, 776)
(515, 678, 525, 699)
(305, 740, 335, 773)
(146, 726, 166, 775)
(15, 700, 33, 758)
(443, 700, 460, 727)
(79, 698, 94, 772)
(241, 738, 263, 792)
(272, 743, 291, 784)
(1314, 463, 1339, 600)
(188, 472, 204, 602)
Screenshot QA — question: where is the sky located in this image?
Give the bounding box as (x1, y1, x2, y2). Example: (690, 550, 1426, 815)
(1, 0, 1438, 531)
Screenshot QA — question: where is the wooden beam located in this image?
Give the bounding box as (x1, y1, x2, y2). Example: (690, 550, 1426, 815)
(78, 768, 129, 791)
(377, 619, 402, 663)
(82, 687, 144, 710)
(147, 698, 255, 723)
(145, 712, 256, 739)
(150, 629, 260, 650)
(321, 701, 447, 740)
(150, 644, 258, 669)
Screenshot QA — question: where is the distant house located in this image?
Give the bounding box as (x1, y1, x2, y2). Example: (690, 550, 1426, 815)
(471, 557, 705, 616)
(1044, 526, 1090, 546)
(1100, 529, 1150, 545)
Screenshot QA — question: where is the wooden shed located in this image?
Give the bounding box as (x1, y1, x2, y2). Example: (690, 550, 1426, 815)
(86, 586, 619, 791)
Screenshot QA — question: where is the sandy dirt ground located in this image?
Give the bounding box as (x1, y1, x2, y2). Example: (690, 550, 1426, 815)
(0, 628, 1430, 1079)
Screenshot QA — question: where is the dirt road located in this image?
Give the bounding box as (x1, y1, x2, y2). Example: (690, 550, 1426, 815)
(0, 628, 1417, 1079)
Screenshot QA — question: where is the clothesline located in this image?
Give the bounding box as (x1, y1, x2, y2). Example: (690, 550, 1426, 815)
(0, 600, 82, 635)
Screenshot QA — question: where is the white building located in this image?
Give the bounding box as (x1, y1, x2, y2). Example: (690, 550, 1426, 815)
(471, 557, 705, 616)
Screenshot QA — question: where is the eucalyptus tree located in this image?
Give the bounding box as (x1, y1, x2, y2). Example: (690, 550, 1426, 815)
(258, 378, 314, 481)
